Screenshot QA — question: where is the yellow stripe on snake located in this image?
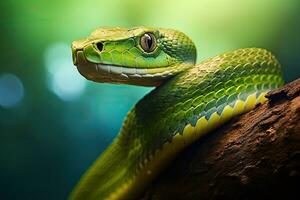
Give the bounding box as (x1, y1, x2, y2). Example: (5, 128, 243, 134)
(70, 27, 284, 200)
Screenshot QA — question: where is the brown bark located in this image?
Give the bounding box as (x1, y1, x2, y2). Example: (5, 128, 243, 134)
(141, 78, 300, 200)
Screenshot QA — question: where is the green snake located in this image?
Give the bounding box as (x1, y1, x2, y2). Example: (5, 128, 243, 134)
(70, 27, 284, 200)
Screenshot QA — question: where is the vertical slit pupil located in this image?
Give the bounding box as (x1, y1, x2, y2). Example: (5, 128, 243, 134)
(146, 35, 152, 49)
(96, 42, 103, 51)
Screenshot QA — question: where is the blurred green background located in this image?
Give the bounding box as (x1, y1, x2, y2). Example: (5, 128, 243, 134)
(0, 0, 299, 199)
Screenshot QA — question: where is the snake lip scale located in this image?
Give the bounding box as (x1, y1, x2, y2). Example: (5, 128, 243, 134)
(70, 26, 284, 200)
(95, 64, 173, 79)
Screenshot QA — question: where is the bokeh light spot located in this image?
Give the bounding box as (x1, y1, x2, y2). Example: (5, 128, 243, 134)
(44, 42, 86, 101)
(0, 73, 24, 108)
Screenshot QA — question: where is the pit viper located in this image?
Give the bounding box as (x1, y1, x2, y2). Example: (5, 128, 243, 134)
(70, 27, 284, 200)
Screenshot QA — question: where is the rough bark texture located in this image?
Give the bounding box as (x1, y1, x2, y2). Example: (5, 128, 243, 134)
(141, 78, 300, 200)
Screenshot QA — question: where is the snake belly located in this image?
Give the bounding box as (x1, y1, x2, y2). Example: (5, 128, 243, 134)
(70, 27, 284, 200)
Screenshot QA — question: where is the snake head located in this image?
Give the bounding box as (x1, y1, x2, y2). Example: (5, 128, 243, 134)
(72, 27, 196, 86)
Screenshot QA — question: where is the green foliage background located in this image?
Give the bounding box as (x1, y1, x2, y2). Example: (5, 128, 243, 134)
(0, 0, 299, 199)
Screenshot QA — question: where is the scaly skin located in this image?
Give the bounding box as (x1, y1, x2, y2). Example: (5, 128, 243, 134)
(70, 27, 284, 200)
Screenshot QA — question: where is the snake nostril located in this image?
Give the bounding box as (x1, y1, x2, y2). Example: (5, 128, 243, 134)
(96, 42, 103, 52)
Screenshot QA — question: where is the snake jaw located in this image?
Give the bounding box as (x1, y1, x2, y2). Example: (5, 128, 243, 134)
(72, 44, 186, 86)
(73, 48, 177, 86)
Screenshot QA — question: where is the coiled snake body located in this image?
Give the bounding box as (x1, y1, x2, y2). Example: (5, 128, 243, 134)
(70, 27, 284, 199)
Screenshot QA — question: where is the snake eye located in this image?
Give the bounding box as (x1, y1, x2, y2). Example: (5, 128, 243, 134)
(140, 33, 157, 53)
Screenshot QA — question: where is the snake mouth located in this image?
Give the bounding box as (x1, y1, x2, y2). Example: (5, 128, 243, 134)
(73, 50, 176, 86)
(95, 64, 175, 79)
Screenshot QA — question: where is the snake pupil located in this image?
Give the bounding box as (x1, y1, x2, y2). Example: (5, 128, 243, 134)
(147, 36, 152, 48)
